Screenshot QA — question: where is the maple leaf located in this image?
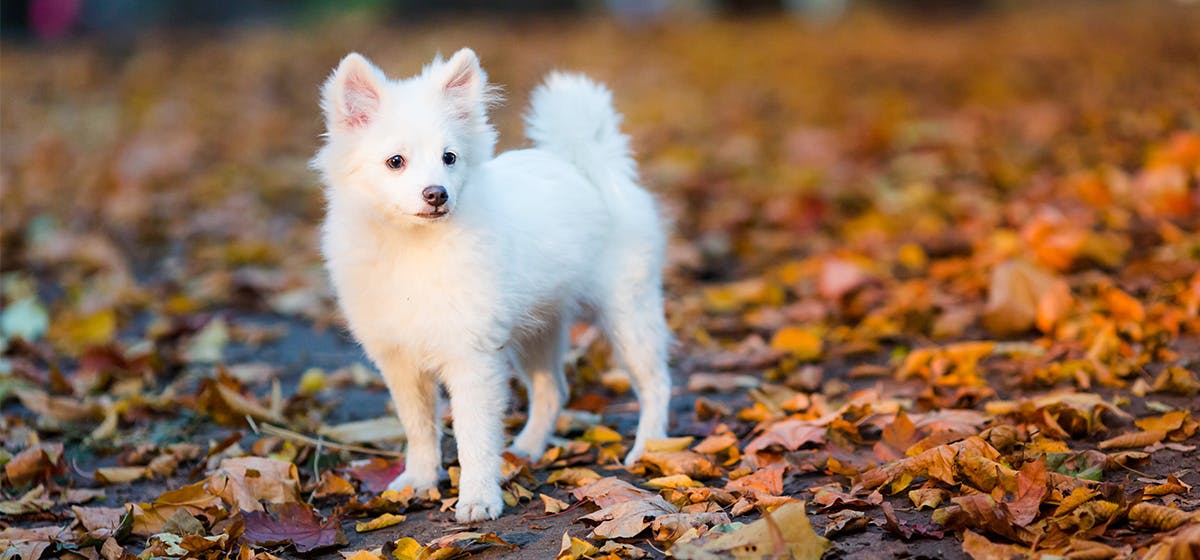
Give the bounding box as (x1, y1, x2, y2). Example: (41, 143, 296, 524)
(242, 502, 347, 553)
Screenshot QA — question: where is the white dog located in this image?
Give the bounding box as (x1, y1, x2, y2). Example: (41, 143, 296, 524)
(312, 48, 671, 522)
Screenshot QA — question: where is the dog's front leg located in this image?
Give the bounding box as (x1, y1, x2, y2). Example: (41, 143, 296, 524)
(442, 351, 508, 522)
(374, 350, 442, 494)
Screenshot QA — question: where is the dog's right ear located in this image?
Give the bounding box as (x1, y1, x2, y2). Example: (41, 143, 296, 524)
(322, 53, 384, 132)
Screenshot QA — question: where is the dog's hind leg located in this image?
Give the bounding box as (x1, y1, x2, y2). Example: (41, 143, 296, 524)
(509, 320, 569, 461)
(602, 275, 671, 466)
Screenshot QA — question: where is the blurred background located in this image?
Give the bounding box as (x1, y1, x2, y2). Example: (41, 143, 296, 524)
(1, 0, 1198, 359)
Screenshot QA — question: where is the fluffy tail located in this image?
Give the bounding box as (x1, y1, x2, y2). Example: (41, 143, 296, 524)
(525, 72, 636, 190)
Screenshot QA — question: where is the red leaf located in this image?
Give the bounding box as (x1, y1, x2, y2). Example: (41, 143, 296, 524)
(241, 503, 346, 553)
(339, 458, 405, 493)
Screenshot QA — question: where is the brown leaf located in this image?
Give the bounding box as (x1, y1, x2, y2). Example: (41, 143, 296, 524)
(312, 472, 356, 498)
(579, 497, 678, 539)
(1127, 502, 1198, 531)
(131, 481, 223, 537)
(72, 505, 128, 535)
(744, 418, 827, 460)
(1141, 474, 1190, 497)
(1009, 459, 1048, 526)
(982, 259, 1064, 336)
(546, 467, 603, 487)
(725, 463, 786, 497)
(571, 477, 656, 508)
(421, 532, 515, 557)
(242, 502, 347, 553)
(207, 456, 301, 512)
(639, 451, 722, 479)
(961, 529, 1030, 560)
(1097, 430, 1166, 450)
(4, 443, 66, 487)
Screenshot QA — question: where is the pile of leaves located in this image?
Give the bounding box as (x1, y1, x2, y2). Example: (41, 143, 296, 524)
(2, 2, 1199, 559)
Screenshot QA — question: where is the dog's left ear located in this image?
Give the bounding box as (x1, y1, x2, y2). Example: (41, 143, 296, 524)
(438, 48, 488, 119)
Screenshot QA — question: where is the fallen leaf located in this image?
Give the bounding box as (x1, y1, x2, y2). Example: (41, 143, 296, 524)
(670, 501, 830, 559)
(580, 497, 678, 539)
(354, 513, 405, 533)
(572, 477, 657, 508)
(318, 417, 405, 444)
(242, 502, 347, 553)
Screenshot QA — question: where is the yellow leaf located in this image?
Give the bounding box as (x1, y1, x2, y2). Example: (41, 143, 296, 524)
(557, 532, 598, 560)
(546, 467, 602, 487)
(908, 487, 948, 510)
(50, 309, 117, 355)
(670, 501, 830, 559)
(539, 493, 570, 514)
(94, 467, 146, 485)
(644, 474, 703, 490)
(579, 425, 622, 444)
(1134, 410, 1189, 433)
(298, 368, 326, 394)
(390, 538, 424, 560)
(645, 437, 694, 453)
(355, 513, 405, 533)
(769, 327, 822, 361)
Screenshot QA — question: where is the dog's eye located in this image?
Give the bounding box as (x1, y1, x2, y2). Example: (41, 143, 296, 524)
(386, 155, 405, 170)
(442, 151, 457, 166)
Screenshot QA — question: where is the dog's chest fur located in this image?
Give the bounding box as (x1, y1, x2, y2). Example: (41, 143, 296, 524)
(322, 209, 507, 360)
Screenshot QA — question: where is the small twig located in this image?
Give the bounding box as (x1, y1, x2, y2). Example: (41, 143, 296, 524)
(257, 422, 403, 459)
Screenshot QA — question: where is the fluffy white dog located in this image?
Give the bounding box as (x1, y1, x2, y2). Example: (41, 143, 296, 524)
(312, 48, 671, 522)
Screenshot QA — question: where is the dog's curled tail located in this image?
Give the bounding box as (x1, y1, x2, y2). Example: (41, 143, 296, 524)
(525, 72, 636, 190)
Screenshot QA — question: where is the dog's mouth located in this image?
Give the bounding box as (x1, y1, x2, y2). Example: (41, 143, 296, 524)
(415, 209, 449, 220)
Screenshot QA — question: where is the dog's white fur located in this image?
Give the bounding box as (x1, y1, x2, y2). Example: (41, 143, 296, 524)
(312, 49, 671, 522)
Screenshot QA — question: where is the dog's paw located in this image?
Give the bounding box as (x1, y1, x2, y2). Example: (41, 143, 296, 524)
(455, 488, 504, 523)
(623, 444, 647, 467)
(387, 470, 438, 493)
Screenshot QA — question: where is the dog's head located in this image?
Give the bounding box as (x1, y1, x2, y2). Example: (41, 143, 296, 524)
(314, 49, 498, 224)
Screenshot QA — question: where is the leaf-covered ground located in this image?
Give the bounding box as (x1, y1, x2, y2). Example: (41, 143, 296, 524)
(3, 3, 1200, 559)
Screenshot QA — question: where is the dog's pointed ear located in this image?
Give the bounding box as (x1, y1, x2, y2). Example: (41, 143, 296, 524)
(438, 48, 488, 119)
(322, 52, 384, 132)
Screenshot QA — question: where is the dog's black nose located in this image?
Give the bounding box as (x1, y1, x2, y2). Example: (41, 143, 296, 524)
(422, 185, 448, 208)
